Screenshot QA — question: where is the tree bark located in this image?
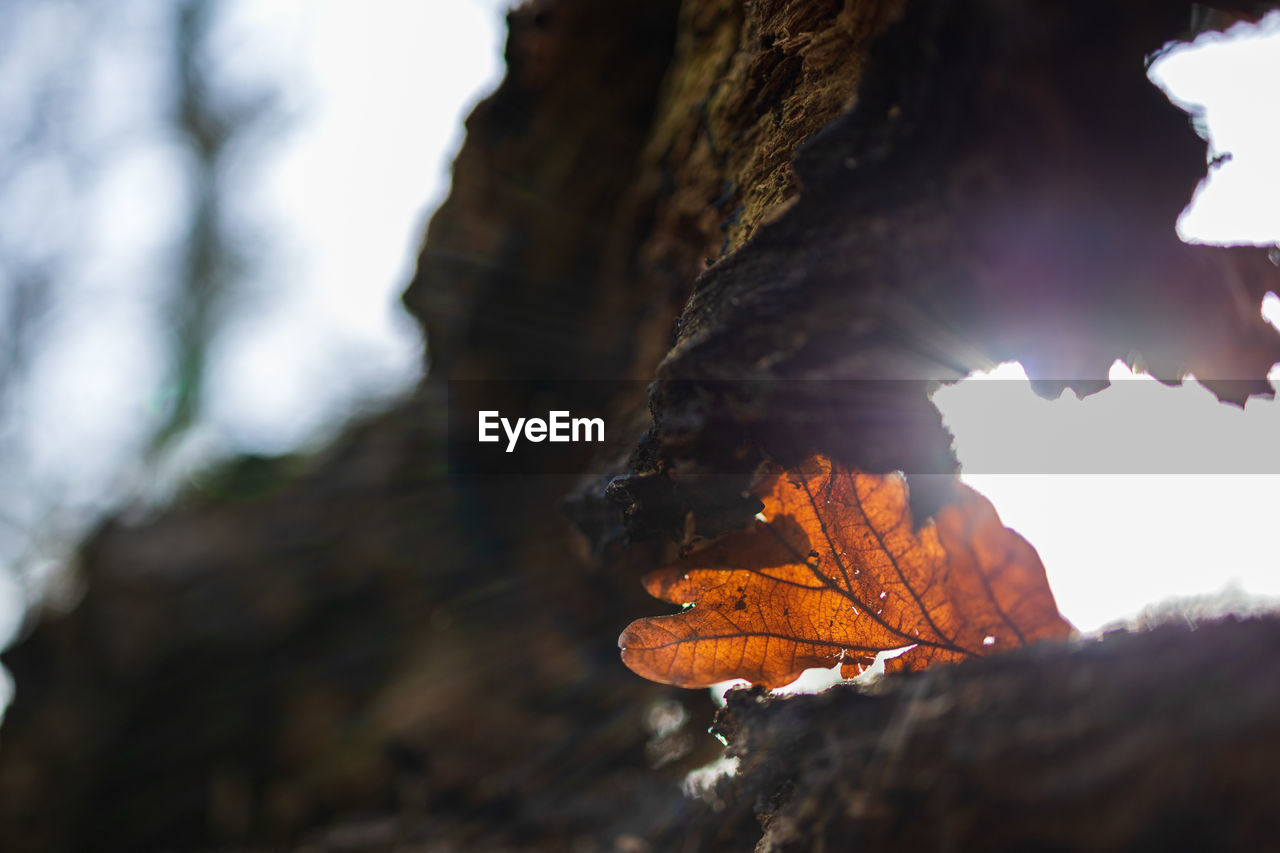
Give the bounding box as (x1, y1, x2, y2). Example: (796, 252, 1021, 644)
(3, 1, 1279, 851)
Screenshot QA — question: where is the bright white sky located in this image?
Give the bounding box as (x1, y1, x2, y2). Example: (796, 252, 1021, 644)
(1, 6, 1279, 712)
(201, 0, 511, 452)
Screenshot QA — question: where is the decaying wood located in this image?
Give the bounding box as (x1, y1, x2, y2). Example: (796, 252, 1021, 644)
(700, 614, 1280, 852)
(610, 0, 1280, 539)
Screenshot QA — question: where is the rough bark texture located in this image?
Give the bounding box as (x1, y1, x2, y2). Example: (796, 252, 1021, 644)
(3, 1, 1280, 851)
(607, 0, 1280, 540)
(707, 614, 1280, 852)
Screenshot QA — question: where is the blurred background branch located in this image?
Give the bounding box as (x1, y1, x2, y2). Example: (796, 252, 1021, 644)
(148, 0, 277, 457)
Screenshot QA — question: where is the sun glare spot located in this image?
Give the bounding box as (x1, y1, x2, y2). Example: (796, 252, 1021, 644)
(1263, 291, 1280, 331)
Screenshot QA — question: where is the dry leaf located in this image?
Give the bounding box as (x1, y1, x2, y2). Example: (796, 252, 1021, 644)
(619, 455, 1073, 688)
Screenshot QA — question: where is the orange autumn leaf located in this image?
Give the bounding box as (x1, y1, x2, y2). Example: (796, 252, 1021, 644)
(619, 455, 1073, 689)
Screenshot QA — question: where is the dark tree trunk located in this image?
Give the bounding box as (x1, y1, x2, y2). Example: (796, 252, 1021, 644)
(3, 2, 1279, 851)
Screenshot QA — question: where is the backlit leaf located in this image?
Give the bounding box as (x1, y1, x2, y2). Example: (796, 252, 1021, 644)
(619, 455, 1073, 688)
